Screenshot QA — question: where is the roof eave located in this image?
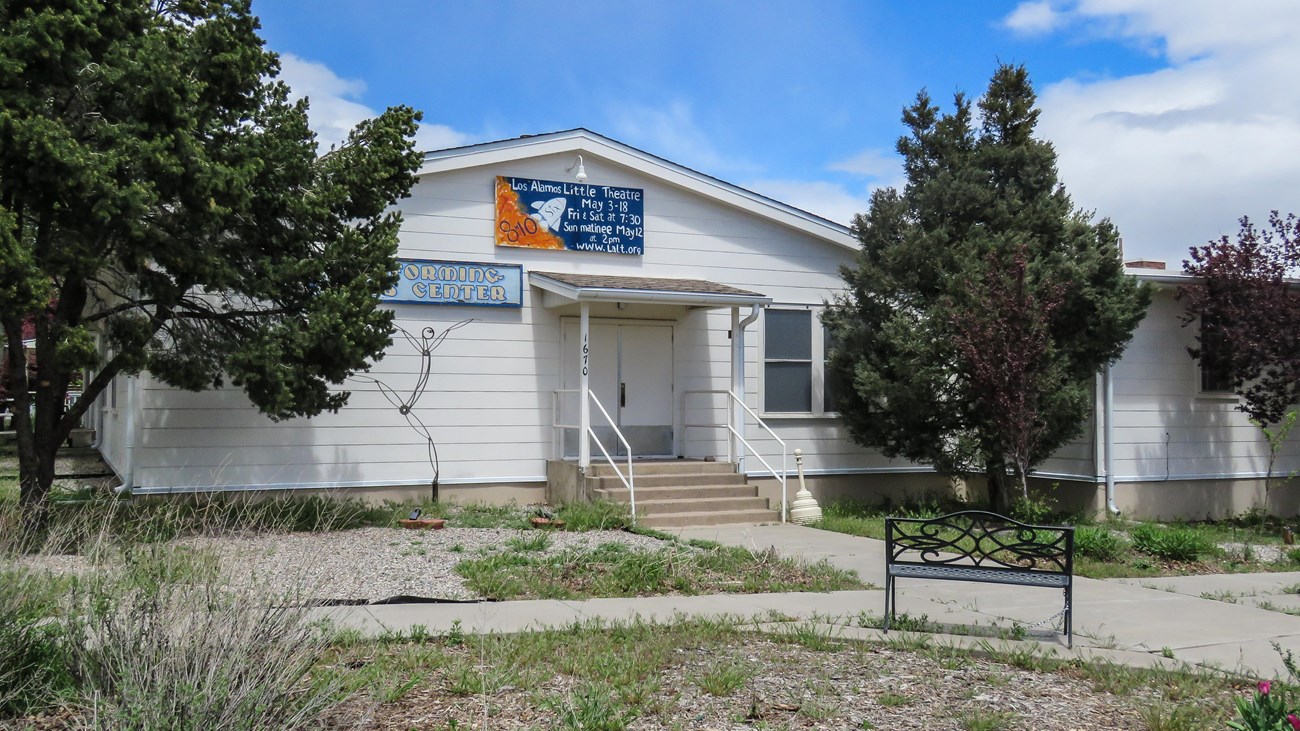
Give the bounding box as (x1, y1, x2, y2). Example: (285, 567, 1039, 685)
(529, 273, 771, 308)
(417, 129, 858, 251)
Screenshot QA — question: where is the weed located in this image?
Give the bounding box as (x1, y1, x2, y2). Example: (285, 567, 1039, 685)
(0, 568, 76, 716)
(695, 661, 751, 696)
(777, 621, 843, 652)
(547, 683, 637, 731)
(557, 501, 632, 531)
(1142, 702, 1209, 731)
(455, 541, 861, 600)
(877, 692, 912, 706)
(505, 531, 552, 552)
(1200, 590, 1243, 604)
(958, 709, 1019, 731)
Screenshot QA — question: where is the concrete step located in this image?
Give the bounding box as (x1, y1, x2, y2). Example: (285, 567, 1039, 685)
(630, 496, 772, 517)
(638, 508, 783, 529)
(586, 460, 736, 478)
(593, 484, 759, 502)
(586, 472, 748, 490)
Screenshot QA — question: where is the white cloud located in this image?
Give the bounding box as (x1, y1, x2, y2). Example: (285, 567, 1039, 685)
(828, 148, 900, 179)
(277, 53, 474, 154)
(277, 53, 374, 151)
(605, 100, 761, 176)
(414, 123, 474, 153)
(742, 179, 875, 227)
(1003, 1, 1063, 36)
(1008, 1, 1300, 266)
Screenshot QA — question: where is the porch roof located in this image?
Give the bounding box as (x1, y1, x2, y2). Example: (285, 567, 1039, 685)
(529, 271, 771, 308)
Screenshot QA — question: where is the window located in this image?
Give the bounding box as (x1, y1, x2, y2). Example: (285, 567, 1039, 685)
(1199, 316, 1234, 393)
(762, 307, 834, 415)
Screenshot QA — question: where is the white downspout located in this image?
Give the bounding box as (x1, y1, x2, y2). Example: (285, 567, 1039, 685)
(1104, 364, 1119, 515)
(113, 375, 138, 495)
(732, 304, 761, 474)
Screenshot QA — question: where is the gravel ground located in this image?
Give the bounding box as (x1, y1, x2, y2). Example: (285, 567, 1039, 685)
(324, 636, 1236, 731)
(1219, 541, 1286, 563)
(24, 526, 676, 603)
(11, 525, 1245, 730)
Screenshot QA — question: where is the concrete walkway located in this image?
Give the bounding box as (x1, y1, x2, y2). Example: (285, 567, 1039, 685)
(319, 523, 1300, 679)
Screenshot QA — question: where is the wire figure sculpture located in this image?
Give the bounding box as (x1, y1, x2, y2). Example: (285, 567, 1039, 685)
(354, 319, 473, 500)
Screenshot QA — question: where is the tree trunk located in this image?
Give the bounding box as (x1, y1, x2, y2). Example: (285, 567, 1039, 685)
(7, 317, 79, 538)
(984, 457, 1012, 513)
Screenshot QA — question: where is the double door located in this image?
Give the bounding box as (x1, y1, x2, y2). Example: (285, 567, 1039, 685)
(562, 321, 673, 457)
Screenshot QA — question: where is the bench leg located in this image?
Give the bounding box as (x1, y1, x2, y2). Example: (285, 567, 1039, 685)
(883, 576, 894, 632)
(1064, 585, 1073, 649)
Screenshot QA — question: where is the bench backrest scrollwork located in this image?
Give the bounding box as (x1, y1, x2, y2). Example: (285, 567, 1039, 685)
(885, 510, 1074, 576)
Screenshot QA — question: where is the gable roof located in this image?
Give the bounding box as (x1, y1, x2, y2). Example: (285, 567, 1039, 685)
(418, 128, 858, 251)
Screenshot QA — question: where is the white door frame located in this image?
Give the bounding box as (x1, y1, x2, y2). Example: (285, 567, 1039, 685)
(563, 314, 677, 463)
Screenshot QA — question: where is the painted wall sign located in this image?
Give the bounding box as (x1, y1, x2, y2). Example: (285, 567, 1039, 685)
(494, 176, 645, 255)
(381, 259, 523, 308)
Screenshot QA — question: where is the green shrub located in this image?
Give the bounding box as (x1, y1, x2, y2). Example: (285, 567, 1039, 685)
(0, 569, 76, 718)
(1074, 526, 1128, 562)
(1009, 494, 1057, 524)
(1130, 523, 1217, 562)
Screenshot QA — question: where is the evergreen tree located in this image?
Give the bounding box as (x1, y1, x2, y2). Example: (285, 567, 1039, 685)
(824, 64, 1149, 510)
(0, 1, 423, 529)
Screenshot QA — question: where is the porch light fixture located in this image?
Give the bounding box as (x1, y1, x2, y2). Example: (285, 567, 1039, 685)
(566, 155, 588, 182)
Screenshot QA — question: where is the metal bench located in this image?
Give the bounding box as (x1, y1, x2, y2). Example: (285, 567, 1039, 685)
(884, 510, 1075, 647)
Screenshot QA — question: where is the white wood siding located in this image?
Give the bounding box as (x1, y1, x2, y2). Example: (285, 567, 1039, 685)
(1107, 287, 1300, 481)
(126, 151, 900, 492)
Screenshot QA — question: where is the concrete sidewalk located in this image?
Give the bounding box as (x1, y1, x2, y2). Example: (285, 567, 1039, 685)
(318, 523, 1300, 679)
(678, 523, 1300, 679)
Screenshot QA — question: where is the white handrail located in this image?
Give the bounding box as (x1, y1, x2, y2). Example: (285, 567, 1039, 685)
(587, 392, 636, 523)
(550, 388, 637, 523)
(680, 388, 789, 523)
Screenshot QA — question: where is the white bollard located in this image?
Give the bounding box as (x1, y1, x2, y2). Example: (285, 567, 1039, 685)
(789, 448, 823, 525)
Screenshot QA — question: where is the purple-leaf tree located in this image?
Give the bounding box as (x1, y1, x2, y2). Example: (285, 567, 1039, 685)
(1180, 212, 1300, 427)
(950, 244, 1068, 504)
(1181, 212, 1300, 517)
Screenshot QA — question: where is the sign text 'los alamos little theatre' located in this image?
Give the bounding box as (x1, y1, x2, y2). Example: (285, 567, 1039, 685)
(381, 259, 523, 307)
(494, 176, 645, 255)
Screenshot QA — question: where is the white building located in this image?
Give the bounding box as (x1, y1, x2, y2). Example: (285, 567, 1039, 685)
(93, 130, 1299, 522)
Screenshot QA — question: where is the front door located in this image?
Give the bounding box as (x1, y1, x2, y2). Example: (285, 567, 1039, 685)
(562, 320, 674, 457)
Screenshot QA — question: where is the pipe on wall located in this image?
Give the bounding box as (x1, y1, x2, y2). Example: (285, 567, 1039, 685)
(1104, 364, 1119, 515)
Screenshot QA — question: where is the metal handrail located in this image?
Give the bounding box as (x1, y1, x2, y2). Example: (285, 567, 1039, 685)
(553, 389, 579, 461)
(587, 392, 636, 523)
(680, 388, 789, 523)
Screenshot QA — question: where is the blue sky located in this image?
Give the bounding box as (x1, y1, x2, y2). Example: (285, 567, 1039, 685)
(256, 1, 1300, 268)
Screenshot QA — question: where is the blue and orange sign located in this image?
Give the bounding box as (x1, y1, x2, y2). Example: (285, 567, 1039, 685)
(381, 259, 522, 308)
(495, 176, 645, 255)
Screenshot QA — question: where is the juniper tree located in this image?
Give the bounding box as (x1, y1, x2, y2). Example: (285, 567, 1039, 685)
(823, 64, 1149, 510)
(0, 1, 423, 529)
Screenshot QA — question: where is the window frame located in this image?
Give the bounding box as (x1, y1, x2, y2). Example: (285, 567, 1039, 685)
(759, 305, 836, 418)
